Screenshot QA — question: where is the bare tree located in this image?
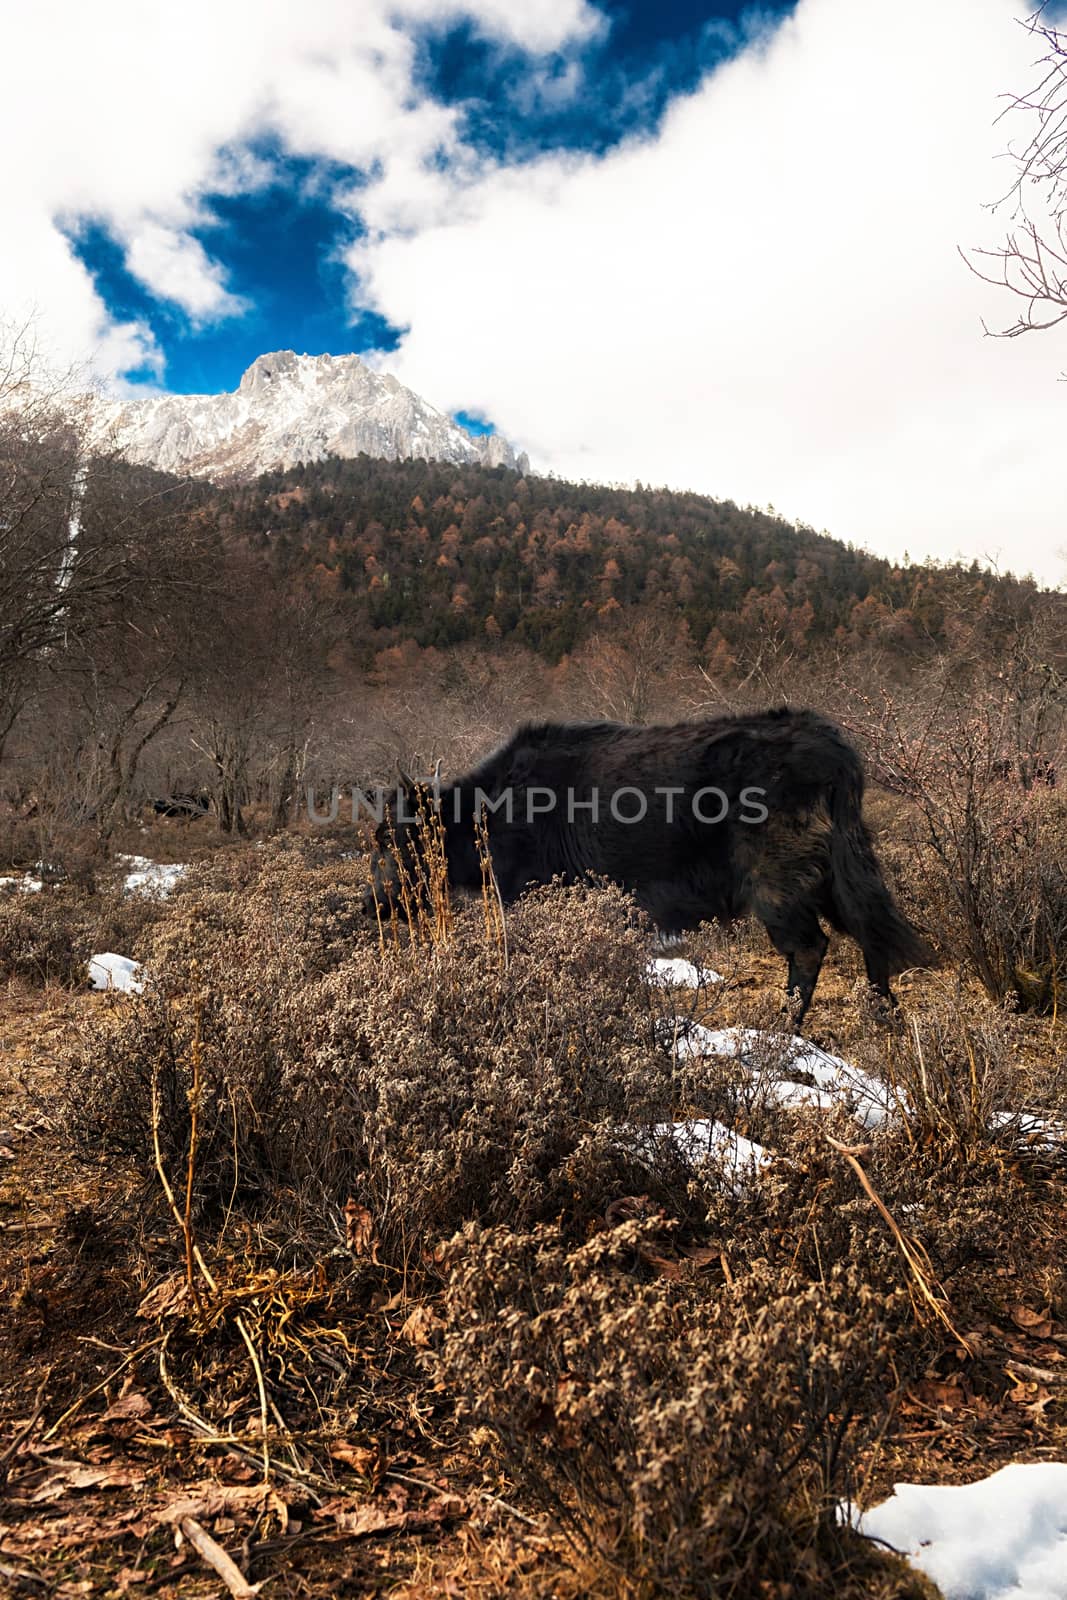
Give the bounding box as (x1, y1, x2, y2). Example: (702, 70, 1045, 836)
(185, 551, 341, 833)
(559, 611, 696, 723)
(968, 6, 1067, 340)
(0, 327, 211, 778)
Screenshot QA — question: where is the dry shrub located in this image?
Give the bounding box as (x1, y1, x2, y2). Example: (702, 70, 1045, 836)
(0, 887, 90, 985)
(60, 866, 694, 1259)
(0, 881, 162, 986)
(709, 1113, 1030, 1346)
(907, 781, 1067, 1013)
(0, 812, 105, 888)
(439, 1218, 918, 1599)
(147, 836, 371, 979)
(300, 883, 689, 1256)
(852, 980, 1056, 1159)
(60, 843, 374, 1212)
(865, 695, 1067, 1011)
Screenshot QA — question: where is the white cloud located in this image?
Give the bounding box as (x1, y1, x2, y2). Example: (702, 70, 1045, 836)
(393, 0, 605, 54)
(0, 0, 594, 378)
(121, 223, 248, 323)
(2, 0, 1065, 582)
(349, 0, 1067, 586)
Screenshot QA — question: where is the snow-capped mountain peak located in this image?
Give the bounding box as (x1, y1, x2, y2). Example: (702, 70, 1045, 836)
(101, 350, 528, 480)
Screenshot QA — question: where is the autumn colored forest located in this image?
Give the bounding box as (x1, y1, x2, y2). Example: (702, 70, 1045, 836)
(219, 454, 1047, 669)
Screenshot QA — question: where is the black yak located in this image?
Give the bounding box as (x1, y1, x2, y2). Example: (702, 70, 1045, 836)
(152, 792, 211, 819)
(366, 707, 930, 1023)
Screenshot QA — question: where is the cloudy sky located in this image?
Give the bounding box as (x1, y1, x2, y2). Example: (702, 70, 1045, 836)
(3, 0, 1065, 583)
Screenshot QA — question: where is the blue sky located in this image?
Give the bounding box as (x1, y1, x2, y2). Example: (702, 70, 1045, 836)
(63, 151, 400, 395)
(64, 2, 795, 397)
(4, 0, 1065, 583)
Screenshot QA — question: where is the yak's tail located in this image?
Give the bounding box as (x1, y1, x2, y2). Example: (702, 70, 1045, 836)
(828, 763, 933, 977)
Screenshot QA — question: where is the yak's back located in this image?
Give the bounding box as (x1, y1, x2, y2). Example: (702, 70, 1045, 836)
(461, 708, 864, 804)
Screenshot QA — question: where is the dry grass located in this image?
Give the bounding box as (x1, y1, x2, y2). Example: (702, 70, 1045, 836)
(1, 827, 1065, 1598)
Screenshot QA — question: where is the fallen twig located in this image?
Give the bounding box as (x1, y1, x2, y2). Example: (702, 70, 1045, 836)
(157, 1336, 327, 1501)
(41, 1341, 160, 1443)
(0, 1370, 50, 1484)
(178, 1516, 261, 1599)
(384, 1468, 535, 1530)
(0, 1558, 48, 1590)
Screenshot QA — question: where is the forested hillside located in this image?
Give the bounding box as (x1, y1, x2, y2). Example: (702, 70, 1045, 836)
(210, 455, 1047, 669)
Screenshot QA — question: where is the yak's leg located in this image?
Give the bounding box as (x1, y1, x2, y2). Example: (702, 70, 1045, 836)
(762, 909, 829, 1030)
(862, 952, 897, 1018)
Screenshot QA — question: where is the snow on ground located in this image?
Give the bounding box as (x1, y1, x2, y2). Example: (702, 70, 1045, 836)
(651, 1117, 767, 1172)
(88, 953, 144, 995)
(647, 957, 724, 988)
(853, 1462, 1067, 1600)
(991, 1109, 1067, 1153)
(669, 1022, 899, 1130)
(0, 875, 44, 894)
(620, 1115, 767, 1180)
(118, 855, 187, 897)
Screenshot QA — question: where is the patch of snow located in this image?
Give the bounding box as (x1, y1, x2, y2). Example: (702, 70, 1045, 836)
(647, 957, 724, 988)
(852, 1461, 1067, 1600)
(88, 953, 144, 995)
(991, 1110, 1067, 1152)
(623, 1117, 768, 1180)
(654, 1118, 767, 1172)
(0, 875, 44, 894)
(118, 855, 187, 898)
(667, 1022, 899, 1130)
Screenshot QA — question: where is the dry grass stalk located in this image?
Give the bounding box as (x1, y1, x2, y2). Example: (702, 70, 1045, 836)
(825, 1133, 973, 1355)
(150, 1013, 273, 1483)
(373, 785, 455, 951)
(476, 806, 508, 965)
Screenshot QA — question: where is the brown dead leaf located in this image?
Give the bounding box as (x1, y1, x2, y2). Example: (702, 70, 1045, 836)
(344, 1199, 379, 1262)
(321, 1502, 400, 1537)
(640, 1249, 681, 1280)
(136, 1273, 191, 1320)
(1011, 1304, 1054, 1340)
(155, 1483, 289, 1532)
(101, 1390, 152, 1424)
(328, 1440, 379, 1477)
(114, 1569, 149, 1590)
(314, 1492, 466, 1540)
(370, 1288, 406, 1311)
(909, 1379, 966, 1410)
(399, 1304, 443, 1347)
(29, 1462, 145, 1502)
(681, 1244, 721, 1270)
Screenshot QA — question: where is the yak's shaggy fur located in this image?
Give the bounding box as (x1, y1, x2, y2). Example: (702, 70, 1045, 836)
(369, 707, 931, 1021)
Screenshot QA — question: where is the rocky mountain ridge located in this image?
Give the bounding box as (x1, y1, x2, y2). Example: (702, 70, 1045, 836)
(100, 350, 528, 480)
